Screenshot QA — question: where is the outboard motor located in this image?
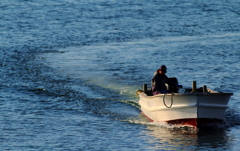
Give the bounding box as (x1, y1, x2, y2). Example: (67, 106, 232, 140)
(167, 77, 179, 93)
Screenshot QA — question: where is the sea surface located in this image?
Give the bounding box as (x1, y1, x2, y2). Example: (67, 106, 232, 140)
(1, 0, 240, 150)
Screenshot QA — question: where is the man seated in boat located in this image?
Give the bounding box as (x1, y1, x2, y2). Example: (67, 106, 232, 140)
(151, 65, 182, 95)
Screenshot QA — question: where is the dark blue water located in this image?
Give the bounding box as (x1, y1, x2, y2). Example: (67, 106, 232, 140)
(1, 0, 240, 150)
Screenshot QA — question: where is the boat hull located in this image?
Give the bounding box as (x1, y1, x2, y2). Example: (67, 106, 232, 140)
(142, 111, 223, 128)
(138, 91, 233, 128)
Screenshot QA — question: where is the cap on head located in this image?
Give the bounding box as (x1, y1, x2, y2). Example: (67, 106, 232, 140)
(159, 65, 167, 73)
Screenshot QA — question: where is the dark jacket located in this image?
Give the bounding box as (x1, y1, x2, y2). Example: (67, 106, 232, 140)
(151, 72, 174, 93)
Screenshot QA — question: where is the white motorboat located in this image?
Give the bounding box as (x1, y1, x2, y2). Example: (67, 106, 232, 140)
(137, 79, 233, 128)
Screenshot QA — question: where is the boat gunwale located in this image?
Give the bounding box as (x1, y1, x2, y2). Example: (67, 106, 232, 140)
(138, 92, 233, 99)
(139, 101, 229, 111)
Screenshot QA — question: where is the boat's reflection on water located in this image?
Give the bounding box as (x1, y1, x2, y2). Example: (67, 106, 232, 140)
(142, 122, 232, 150)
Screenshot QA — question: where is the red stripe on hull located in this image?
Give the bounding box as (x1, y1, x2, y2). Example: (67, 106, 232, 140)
(167, 118, 197, 128)
(167, 118, 224, 128)
(141, 112, 223, 128)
